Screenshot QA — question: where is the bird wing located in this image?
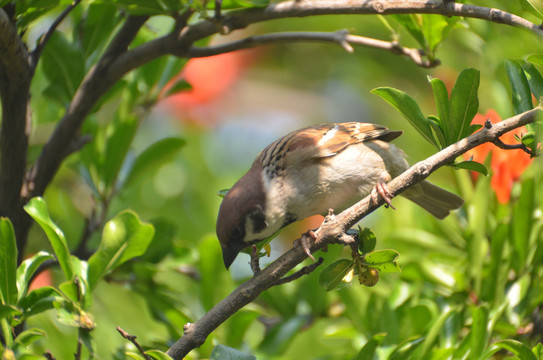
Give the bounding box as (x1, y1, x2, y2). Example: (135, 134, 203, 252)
(257, 123, 402, 170)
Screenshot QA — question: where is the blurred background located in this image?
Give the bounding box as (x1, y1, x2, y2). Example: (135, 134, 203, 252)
(17, 0, 543, 358)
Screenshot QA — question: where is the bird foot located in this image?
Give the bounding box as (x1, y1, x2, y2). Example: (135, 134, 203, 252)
(296, 230, 318, 261)
(371, 180, 396, 210)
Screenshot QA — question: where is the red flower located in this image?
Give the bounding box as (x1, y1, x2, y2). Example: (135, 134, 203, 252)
(464, 110, 532, 203)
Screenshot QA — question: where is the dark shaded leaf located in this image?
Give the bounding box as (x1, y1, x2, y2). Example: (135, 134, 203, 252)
(319, 259, 353, 291)
(453, 161, 488, 176)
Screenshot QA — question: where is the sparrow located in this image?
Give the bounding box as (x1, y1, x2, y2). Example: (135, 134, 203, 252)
(216, 122, 464, 269)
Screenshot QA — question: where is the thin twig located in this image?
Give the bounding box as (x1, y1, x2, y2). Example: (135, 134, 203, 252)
(187, 30, 437, 68)
(274, 257, 325, 286)
(165, 107, 541, 360)
(493, 138, 533, 155)
(116, 326, 152, 360)
(29, 0, 82, 72)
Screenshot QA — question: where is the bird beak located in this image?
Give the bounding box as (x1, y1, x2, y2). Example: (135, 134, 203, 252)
(221, 242, 246, 269)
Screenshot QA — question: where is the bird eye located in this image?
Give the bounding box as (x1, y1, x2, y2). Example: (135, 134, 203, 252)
(231, 225, 245, 240)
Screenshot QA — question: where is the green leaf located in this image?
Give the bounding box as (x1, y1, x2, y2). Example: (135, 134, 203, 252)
(87, 210, 155, 290)
(453, 161, 488, 176)
(0, 304, 21, 320)
(391, 14, 426, 49)
(422, 15, 449, 55)
(522, 62, 543, 100)
(470, 305, 489, 358)
(318, 259, 353, 291)
(389, 336, 424, 360)
(358, 227, 376, 253)
(102, 114, 139, 189)
(15, 0, 62, 28)
(258, 316, 308, 355)
(16, 251, 54, 300)
(146, 350, 174, 360)
(511, 177, 535, 272)
(371, 87, 437, 147)
(126, 353, 147, 360)
(41, 32, 85, 103)
(505, 59, 534, 115)
(449, 68, 480, 142)
(354, 333, 387, 360)
(417, 307, 457, 359)
(163, 78, 192, 98)
(24, 197, 73, 280)
(217, 189, 230, 198)
(532, 343, 543, 359)
(493, 340, 537, 360)
(124, 137, 186, 187)
(519, 0, 543, 20)
(429, 76, 450, 144)
(13, 328, 47, 350)
(82, 2, 119, 58)
(364, 249, 400, 273)
(428, 116, 447, 148)
(528, 54, 543, 68)
(0, 218, 18, 306)
(18, 287, 61, 320)
(211, 344, 256, 360)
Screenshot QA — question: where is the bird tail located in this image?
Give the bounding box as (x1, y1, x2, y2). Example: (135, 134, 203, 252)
(405, 181, 464, 219)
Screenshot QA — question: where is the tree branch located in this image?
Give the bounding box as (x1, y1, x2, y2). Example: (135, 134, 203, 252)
(28, 0, 82, 73)
(0, 8, 32, 260)
(165, 107, 542, 360)
(187, 30, 438, 68)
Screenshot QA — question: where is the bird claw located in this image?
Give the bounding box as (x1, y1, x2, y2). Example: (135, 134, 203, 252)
(371, 180, 396, 210)
(296, 230, 317, 261)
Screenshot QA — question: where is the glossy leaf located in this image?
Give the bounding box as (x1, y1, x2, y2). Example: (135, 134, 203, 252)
(449, 68, 480, 142)
(24, 197, 74, 281)
(453, 161, 488, 176)
(16, 251, 54, 300)
(211, 344, 256, 360)
(0, 218, 17, 306)
(364, 250, 401, 273)
(358, 227, 376, 253)
(505, 59, 533, 115)
(372, 87, 437, 147)
(87, 210, 155, 290)
(319, 259, 353, 291)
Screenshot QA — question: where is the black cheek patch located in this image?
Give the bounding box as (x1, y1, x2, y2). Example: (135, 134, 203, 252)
(249, 206, 267, 234)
